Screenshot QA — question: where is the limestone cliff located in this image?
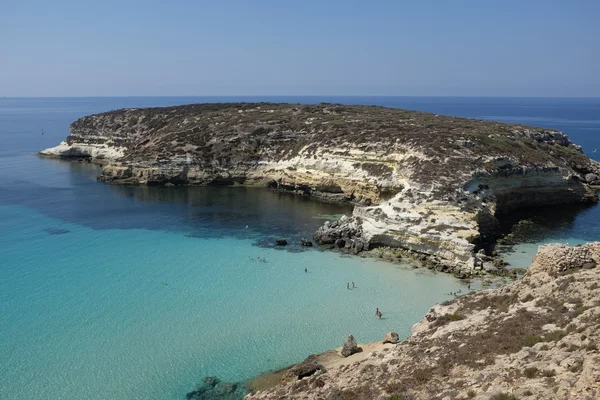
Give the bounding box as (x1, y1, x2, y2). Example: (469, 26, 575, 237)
(246, 242, 600, 400)
(40, 103, 600, 272)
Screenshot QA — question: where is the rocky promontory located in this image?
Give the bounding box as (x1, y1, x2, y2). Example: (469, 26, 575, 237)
(40, 103, 600, 272)
(246, 242, 600, 400)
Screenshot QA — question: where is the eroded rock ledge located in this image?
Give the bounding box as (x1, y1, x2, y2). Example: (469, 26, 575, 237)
(246, 242, 600, 400)
(40, 103, 600, 272)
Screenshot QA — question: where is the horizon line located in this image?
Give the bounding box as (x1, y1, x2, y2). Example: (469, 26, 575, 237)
(2, 95, 600, 99)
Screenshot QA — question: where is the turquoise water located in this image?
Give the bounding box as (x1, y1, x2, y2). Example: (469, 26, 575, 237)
(1, 97, 600, 399)
(0, 204, 458, 399)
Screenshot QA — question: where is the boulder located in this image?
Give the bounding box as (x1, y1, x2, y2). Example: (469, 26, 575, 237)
(382, 331, 399, 344)
(334, 238, 346, 248)
(482, 262, 498, 273)
(276, 239, 288, 246)
(318, 235, 335, 245)
(456, 139, 475, 148)
(585, 173, 599, 184)
(341, 334, 358, 357)
(300, 238, 313, 247)
(283, 355, 325, 380)
(345, 238, 366, 254)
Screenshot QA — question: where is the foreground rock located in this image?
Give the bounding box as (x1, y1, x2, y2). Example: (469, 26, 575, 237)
(282, 355, 325, 381)
(382, 331, 399, 344)
(41, 103, 600, 273)
(247, 243, 600, 400)
(340, 334, 359, 357)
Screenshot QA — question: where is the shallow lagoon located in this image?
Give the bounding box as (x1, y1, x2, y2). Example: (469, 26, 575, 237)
(0, 202, 462, 399)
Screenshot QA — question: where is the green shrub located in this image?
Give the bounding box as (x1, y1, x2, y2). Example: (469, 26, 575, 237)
(523, 366, 539, 378)
(412, 368, 432, 384)
(524, 335, 543, 347)
(490, 393, 518, 400)
(521, 294, 534, 302)
(431, 313, 465, 328)
(541, 369, 556, 377)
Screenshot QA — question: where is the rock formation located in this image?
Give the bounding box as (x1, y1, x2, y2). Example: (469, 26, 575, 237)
(40, 103, 600, 272)
(282, 355, 326, 381)
(382, 331, 399, 344)
(341, 334, 359, 357)
(246, 242, 600, 400)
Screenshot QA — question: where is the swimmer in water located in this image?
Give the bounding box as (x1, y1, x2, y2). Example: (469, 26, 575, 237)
(304, 268, 307, 273)
(352, 282, 355, 288)
(376, 308, 382, 319)
(347, 283, 350, 289)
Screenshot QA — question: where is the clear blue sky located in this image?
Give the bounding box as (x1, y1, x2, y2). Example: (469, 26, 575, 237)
(1, 0, 599, 97)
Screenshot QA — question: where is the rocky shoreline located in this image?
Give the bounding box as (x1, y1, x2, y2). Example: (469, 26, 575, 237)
(246, 242, 600, 400)
(40, 102, 600, 275)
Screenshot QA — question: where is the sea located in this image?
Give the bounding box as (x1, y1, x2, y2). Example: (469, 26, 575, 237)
(1, 96, 599, 399)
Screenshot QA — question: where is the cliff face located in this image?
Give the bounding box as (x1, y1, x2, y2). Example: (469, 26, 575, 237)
(40, 103, 600, 272)
(247, 243, 600, 400)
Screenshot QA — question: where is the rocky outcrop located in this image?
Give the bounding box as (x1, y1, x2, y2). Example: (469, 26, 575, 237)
(382, 331, 399, 344)
(41, 103, 600, 272)
(313, 216, 368, 255)
(300, 238, 313, 247)
(282, 355, 325, 381)
(246, 242, 600, 400)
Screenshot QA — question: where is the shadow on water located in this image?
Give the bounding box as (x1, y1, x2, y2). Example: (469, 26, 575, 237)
(106, 185, 353, 243)
(1, 158, 353, 250)
(493, 201, 600, 251)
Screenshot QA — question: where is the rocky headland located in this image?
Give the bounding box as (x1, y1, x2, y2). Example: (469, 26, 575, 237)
(40, 103, 600, 273)
(246, 242, 600, 400)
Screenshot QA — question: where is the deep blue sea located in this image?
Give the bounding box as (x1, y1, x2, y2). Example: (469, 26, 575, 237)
(1, 97, 600, 399)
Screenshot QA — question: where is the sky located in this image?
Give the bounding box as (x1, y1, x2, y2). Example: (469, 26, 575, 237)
(1, 0, 599, 97)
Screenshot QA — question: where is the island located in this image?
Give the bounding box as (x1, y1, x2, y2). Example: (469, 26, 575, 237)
(40, 102, 600, 274)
